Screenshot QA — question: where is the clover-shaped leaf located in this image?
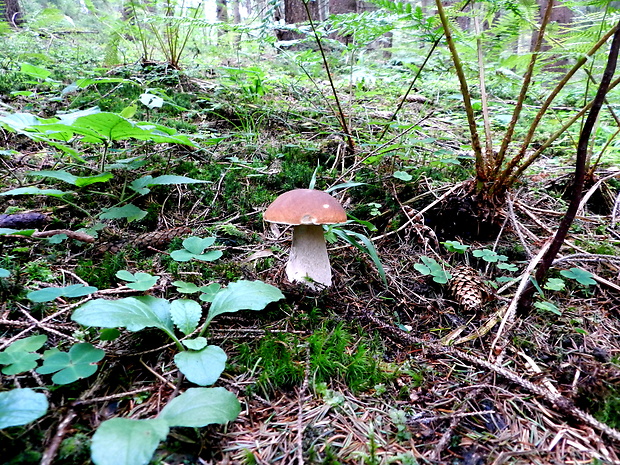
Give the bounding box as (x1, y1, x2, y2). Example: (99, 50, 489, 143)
(544, 278, 566, 291)
(559, 268, 596, 287)
(116, 270, 160, 291)
(496, 262, 518, 272)
(173, 280, 201, 294)
(170, 299, 202, 335)
(414, 256, 451, 284)
(170, 237, 222, 262)
(442, 240, 470, 254)
(199, 283, 222, 303)
(0, 335, 47, 375)
(36, 343, 105, 385)
(472, 249, 507, 263)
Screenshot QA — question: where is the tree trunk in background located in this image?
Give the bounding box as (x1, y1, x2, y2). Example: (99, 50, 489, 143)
(1, 0, 24, 27)
(231, 0, 241, 23)
(216, 0, 228, 41)
(530, 0, 573, 69)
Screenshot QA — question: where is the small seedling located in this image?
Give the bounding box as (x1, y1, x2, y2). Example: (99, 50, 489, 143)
(534, 300, 561, 316)
(170, 236, 223, 262)
(442, 240, 470, 254)
(414, 256, 451, 284)
(560, 267, 596, 287)
(116, 270, 160, 291)
(472, 248, 507, 263)
(544, 278, 566, 291)
(36, 343, 105, 385)
(0, 335, 47, 375)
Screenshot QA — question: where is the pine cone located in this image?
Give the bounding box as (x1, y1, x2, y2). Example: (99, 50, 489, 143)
(131, 227, 191, 249)
(448, 265, 486, 310)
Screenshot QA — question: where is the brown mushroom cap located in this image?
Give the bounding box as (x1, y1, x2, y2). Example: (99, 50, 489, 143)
(264, 189, 347, 225)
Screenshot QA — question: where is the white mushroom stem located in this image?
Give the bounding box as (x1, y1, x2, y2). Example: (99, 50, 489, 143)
(286, 224, 332, 289)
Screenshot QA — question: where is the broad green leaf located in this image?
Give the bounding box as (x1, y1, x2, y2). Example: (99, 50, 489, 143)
(158, 387, 241, 427)
(0, 112, 42, 130)
(174, 345, 226, 386)
(0, 187, 71, 197)
(0, 228, 35, 236)
(0, 335, 47, 375)
(393, 171, 413, 182)
(116, 271, 159, 291)
(182, 337, 208, 351)
(91, 418, 169, 465)
(560, 268, 597, 287)
(99, 328, 120, 341)
(129, 175, 209, 195)
(36, 343, 105, 385)
(140, 93, 164, 109)
(21, 63, 51, 80)
(0, 268, 9, 278)
(170, 299, 202, 335)
(72, 296, 173, 333)
(100, 204, 147, 223)
(206, 280, 284, 325)
(534, 301, 561, 315)
(182, 237, 216, 255)
(0, 388, 48, 429)
(27, 284, 98, 303)
(29, 170, 113, 187)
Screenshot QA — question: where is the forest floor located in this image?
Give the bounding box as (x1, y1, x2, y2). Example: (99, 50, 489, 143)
(1, 40, 620, 465)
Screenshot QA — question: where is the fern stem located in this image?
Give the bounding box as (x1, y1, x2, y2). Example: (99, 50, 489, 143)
(506, 74, 620, 186)
(519, 19, 620, 312)
(473, 6, 493, 171)
(434, 0, 484, 180)
(491, 0, 554, 189)
(496, 23, 620, 187)
(302, 0, 355, 153)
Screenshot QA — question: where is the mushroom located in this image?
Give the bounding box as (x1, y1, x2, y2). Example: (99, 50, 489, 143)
(264, 189, 347, 289)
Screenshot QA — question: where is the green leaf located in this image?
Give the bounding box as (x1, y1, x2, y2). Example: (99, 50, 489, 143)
(99, 328, 120, 341)
(0, 335, 47, 375)
(534, 301, 562, 316)
(206, 280, 284, 325)
(173, 281, 201, 294)
(129, 175, 209, 195)
(100, 204, 147, 223)
(174, 345, 227, 386)
(414, 256, 451, 284)
(170, 237, 222, 262)
(0, 268, 9, 278)
(0, 187, 71, 197)
(544, 278, 566, 291)
(0, 388, 48, 429)
(559, 268, 597, 287)
(393, 171, 413, 182)
(472, 249, 507, 263)
(199, 283, 222, 303)
(36, 343, 105, 385)
(29, 170, 113, 187)
(158, 387, 241, 427)
(170, 299, 202, 335)
(182, 236, 216, 255)
(496, 262, 518, 272)
(91, 418, 169, 465)
(21, 63, 51, 80)
(442, 240, 470, 254)
(0, 228, 35, 237)
(182, 337, 208, 351)
(330, 228, 387, 286)
(27, 284, 98, 303)
(116, 271, 160, 291)
(71, 296, 173, 333)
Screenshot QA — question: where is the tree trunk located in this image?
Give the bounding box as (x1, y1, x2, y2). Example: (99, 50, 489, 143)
(1, 0, 24, 27)
(216, 0, 228, 41)
(530, 0, 573, 70)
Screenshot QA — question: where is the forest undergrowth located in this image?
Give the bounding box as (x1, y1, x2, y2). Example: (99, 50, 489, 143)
(2, 10, 620, 465)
